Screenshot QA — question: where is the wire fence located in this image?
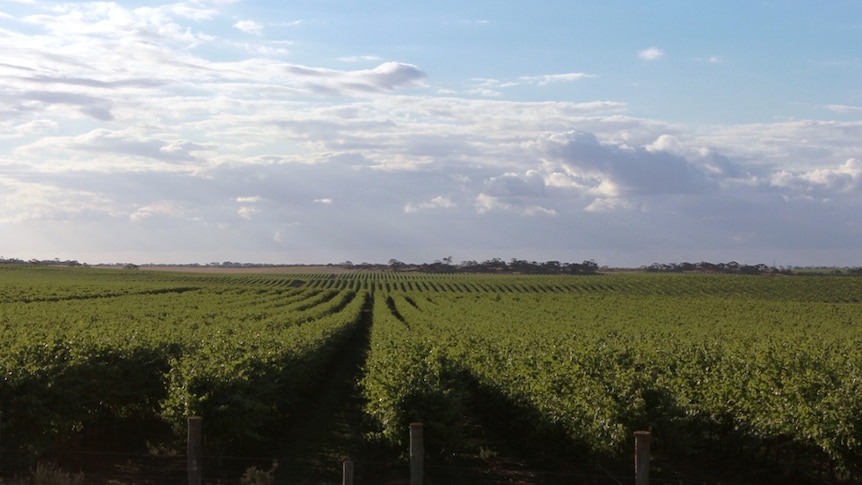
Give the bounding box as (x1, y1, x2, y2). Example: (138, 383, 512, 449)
(1, 446, 772, 485)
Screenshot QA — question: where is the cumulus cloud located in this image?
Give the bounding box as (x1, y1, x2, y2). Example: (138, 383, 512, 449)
(770, 158, 861, 193)
(485, 171, 546, 197)
(540, 130, 715, 196)
(639, 47, 665, 60)
(645, 134, 686, 156)
(1, 0, 860, 266)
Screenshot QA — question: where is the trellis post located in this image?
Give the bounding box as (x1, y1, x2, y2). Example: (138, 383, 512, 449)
(342, 460, 354, 485)
(635, 430, 651, 485)
(410, 423, 424, 485)
(188, 416, 203, 485)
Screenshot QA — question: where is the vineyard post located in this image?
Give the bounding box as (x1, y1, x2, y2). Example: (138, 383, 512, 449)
(635, 431, 650, 485)
(410, 423, 424, 485)
(188, 416, 203, 485)
(342, 460, 354, 485)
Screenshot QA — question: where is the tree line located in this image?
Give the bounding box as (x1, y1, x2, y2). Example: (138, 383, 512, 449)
(342, 258, 601, 274)
(643, 261, 862, 275)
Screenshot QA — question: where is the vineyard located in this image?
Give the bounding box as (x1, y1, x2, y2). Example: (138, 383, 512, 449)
(1, 265, 861, 483)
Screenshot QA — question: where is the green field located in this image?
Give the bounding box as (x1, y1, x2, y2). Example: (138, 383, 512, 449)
(1, 265, 861, 483)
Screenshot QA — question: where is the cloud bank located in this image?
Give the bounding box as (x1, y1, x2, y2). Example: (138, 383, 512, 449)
(0, 1, 860, 267)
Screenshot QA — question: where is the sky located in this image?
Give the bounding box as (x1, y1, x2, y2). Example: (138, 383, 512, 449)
(1, 0, 861, 267)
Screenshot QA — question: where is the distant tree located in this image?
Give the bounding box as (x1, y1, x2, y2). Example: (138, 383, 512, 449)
(581, 259, 599, 274)
(542, 260, 562, 273)
(679, 262, 695, 271)
(480, 258, 507, 273)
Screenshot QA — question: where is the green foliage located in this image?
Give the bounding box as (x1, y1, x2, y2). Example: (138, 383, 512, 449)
(0, 266, 367, 448)
(20, 462, 85, 485)
(357, 272, 862, 475)
(239, 460, 278, 485)
(361, 293, 467, 450)
(2, 267, 861, 479)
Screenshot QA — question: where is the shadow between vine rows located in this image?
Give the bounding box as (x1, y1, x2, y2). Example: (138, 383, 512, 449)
(429, 372, 629, 485)
(269, 293, 401, 484)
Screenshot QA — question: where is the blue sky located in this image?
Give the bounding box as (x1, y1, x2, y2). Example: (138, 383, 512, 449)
(1, 1, 861, 266)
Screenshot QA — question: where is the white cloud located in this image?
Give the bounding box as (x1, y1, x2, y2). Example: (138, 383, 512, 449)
(18, 129, 206, 168)
(237, 205, 260, 219)
(1, 1, 860, 266)
(234, 20, 263, 35)
(0, 176, 116, 223)
(238, 43, 290, 57)
(12, 119, 58, 136)
(645, 134, 686, 156)
(485, 171, 546, 197)
(519, 73, 597, 85)
(540, 130, 715, 196)
(130, 201, 186, 222)
(277, 62, 427, 95)
(370, 155, 433, 172)
(474, 193, 557, 217)
(585, 197, 637, 212)
(404, 195, 456, 213)
(638, 47, 665, 61)
(337, 55, 383, 63)
(825, 104, 862, 113)
(770, 158, 861, 192)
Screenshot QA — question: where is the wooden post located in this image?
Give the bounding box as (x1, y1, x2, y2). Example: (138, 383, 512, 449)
(635, 430, 651, 485)
(342, 460, 354, 485)
(188, 416, 203, 485)
(410, 423, 424, 485)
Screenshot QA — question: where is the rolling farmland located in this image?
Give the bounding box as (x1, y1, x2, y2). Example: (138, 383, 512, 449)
(1, 265, 861, 483)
